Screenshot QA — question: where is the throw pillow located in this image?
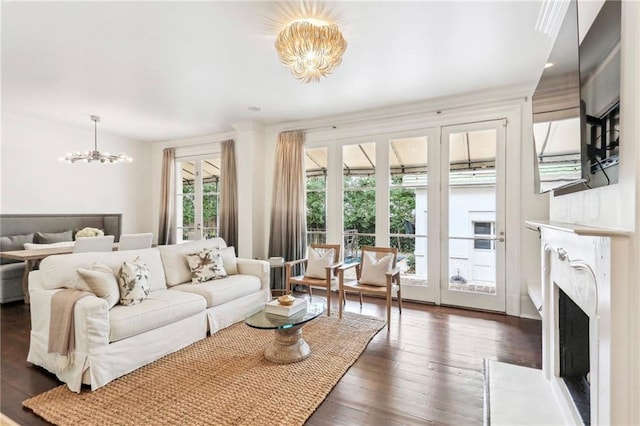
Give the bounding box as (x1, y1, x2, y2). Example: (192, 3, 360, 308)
(23, 241, 75, 250)
(77, 262, 120, 309)
(220, 246, 238, 275)
(186, 248, 227, 283)
(0, 233, 34, 264)
(35, 230, 73, 244)
(118, 257, 151, 306)
(305, 246, 335, 279)
(359, 252, 394, 286)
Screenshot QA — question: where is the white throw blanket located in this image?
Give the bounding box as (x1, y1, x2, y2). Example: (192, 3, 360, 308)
(48, 288, 92, 368)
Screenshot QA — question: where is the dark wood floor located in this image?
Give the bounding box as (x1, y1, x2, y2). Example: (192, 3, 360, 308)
(1, 297, 541, 425)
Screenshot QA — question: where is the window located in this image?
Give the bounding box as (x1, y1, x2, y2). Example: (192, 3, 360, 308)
(176, 157, 220, 242)
(389, 136, 428, 277)
(473, 221, 495, 250)
(343, 143, 376, 252)
(305, 147, 327, 244)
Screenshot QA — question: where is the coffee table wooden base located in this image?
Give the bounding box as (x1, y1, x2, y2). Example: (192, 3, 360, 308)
(264, 325, 310, 364)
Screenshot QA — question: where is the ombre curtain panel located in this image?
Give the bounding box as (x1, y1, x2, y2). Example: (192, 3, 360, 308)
(219, 139, 238, 252)
(158, 148, 176, 245)
(268, 131, 307, 272)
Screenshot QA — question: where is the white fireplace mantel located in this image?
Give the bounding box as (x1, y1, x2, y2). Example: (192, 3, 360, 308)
(525, 220, 631, 425)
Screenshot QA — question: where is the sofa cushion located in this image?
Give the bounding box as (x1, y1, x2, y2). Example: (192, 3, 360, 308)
(170, 274, 261, 308)
(77, 262, 120, 309)
(0, 233, 34, 264)
(39, 248, 167, 292)
(35, 230, 73, 244)
(220, 247, 238, 275)
(186, 248, 227, 283)
(108, 290, 206, 342)
(118, 257, 151, 306)
(159, 238, 228, 286)
(0, 262, 25, 279)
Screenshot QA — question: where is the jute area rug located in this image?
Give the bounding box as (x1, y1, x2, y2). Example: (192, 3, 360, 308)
(24, 312, 385, 426)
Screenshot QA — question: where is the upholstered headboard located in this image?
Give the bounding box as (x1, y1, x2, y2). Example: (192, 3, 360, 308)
(0, 214, 122, 242)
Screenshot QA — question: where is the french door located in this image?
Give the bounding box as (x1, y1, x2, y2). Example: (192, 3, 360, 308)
(308, 120, 507, 311)
(176, 157, 220, 242)
(439, 120, 506, 312)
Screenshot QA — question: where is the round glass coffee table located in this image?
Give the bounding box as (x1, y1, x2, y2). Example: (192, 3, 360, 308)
(245, 298, 325, 364)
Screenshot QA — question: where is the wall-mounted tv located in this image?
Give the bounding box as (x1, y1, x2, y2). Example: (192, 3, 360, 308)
(532, 0, 621, 194)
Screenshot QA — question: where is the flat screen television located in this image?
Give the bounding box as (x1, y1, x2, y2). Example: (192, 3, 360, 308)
(532, 0, 621, 194)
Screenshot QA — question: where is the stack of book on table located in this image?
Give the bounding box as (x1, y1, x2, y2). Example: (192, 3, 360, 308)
(264, 297, 308, 317)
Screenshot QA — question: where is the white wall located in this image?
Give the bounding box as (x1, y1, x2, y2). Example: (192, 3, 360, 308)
(549, 2, 640, 423)
(0, 113, 152, 234)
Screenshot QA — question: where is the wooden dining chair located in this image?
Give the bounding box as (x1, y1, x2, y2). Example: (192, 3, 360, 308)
(338, 246, 402, 330)
(285, 243, 341, 316)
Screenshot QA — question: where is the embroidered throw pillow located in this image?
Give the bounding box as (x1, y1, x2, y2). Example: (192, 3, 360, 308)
(305, 247, 335, 279)
(118, 257, 150, 306)
(77, 262, 120, 309)
(359, 252, 394, 286)
(186, 248, 227, 283)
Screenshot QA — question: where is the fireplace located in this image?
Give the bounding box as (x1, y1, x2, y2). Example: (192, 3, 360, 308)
(558, 287, 590, 424)
(527, 220, 632, 425)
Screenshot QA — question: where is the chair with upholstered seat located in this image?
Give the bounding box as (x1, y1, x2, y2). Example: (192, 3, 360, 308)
(285, 243, 341, 316)
(118, 233, 153, 251)
(73, 235, 115, 253)
(338, 246, 402, 329)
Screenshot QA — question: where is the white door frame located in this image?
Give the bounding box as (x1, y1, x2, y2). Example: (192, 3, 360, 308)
(439, 119, 507, 312)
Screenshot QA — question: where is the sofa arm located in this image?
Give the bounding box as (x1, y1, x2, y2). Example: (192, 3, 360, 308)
(236, 259, 270, 290)
(29, 270, 110, 352)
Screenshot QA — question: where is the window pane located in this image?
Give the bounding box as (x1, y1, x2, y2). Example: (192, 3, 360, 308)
(180, 161, 196, 194)
(178, 195, 195, 228)
(202, 158, 220, 186)
(448, 129, 497, 295)
(474, 222, 491, 235)
(306, 148, 327, 244)
(178, 228, 196, 242)
(343, 142, 376, 256)
(203, 194, 217, 229)
(203, 228, 217, 239)
(389, 136, 428, 286)
(474, 239, 492, 250)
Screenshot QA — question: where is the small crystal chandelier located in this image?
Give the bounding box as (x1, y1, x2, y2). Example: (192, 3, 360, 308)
(275, 18, 347, 83)
(61, 115, 132, 164)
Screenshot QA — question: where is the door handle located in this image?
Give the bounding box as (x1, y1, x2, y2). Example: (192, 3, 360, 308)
(498, 237, 505, 242)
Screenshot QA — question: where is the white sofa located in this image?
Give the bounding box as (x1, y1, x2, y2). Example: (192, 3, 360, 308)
(27, 238, 270, 392)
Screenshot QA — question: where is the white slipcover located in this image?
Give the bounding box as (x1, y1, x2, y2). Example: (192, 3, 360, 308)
(27, 244, 270, 392)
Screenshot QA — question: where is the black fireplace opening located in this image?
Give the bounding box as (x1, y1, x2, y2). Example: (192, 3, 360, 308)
(559, 287, 591, 425)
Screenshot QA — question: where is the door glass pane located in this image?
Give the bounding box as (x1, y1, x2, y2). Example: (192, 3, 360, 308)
(448, 130, 497, 295)
(177, 161, 196, 242)
(389, 136, 428, 288)
(343, 143, 376, 266)
(306, 147, 327, 244)
(176, 158, 221, 242)
(202, 158, 219, 240)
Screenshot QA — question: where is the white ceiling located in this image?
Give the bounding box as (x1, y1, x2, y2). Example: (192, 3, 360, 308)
(2, 1, 554, 142)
